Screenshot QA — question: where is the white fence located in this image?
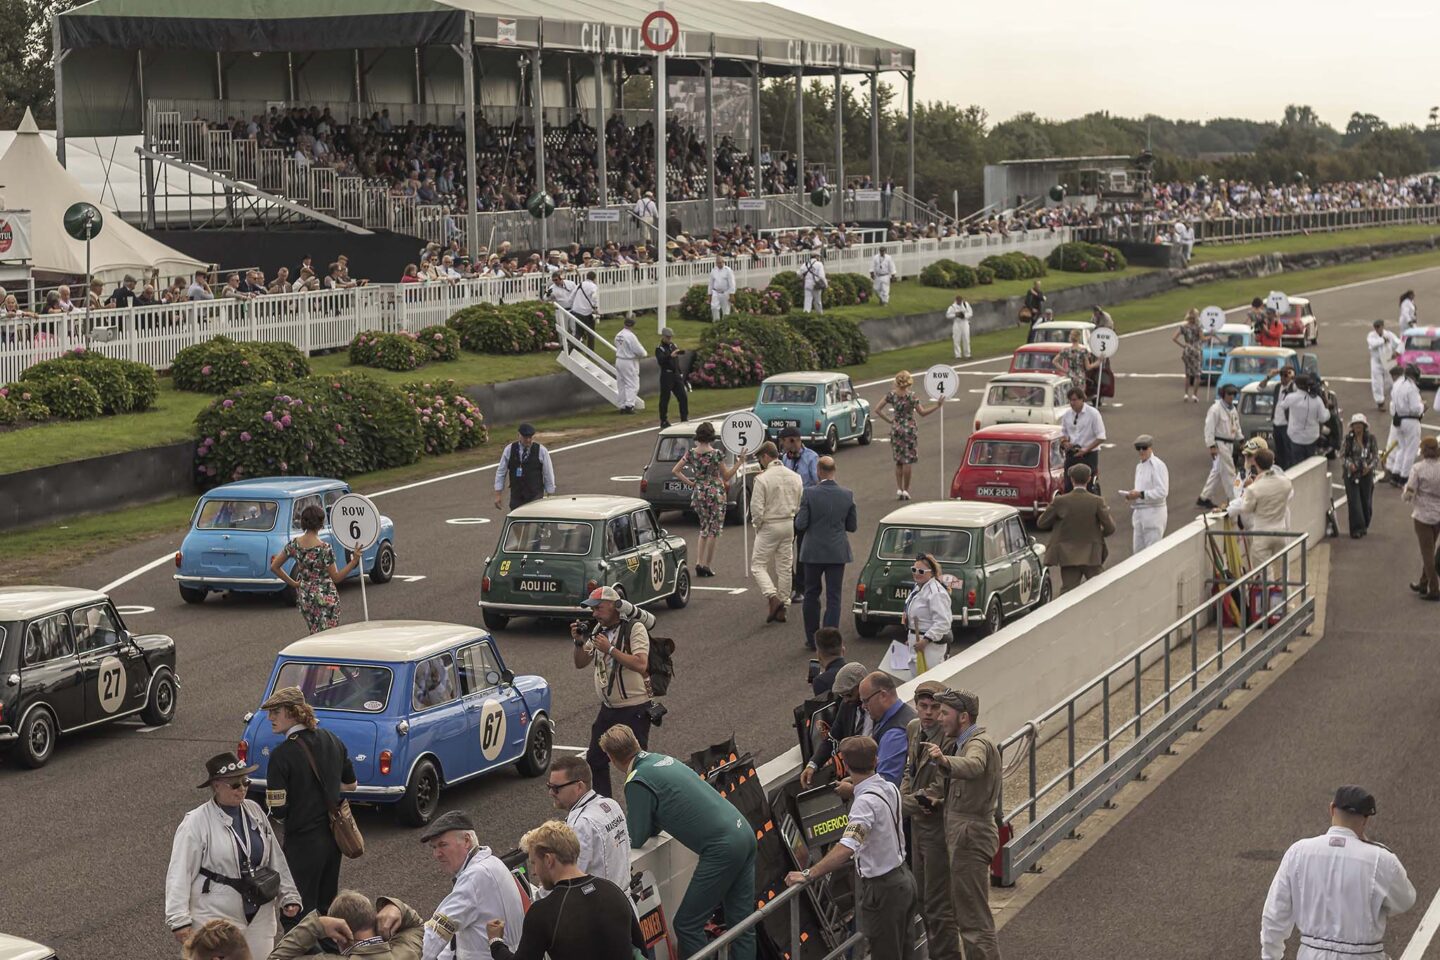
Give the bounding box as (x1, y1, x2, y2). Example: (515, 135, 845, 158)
(0, 230, 1068, 383)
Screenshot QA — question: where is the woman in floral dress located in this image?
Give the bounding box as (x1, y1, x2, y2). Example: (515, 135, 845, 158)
(269, 504, 359, 634)
(1171, 308, 1206, 402)
(876, 370, 938, 500)
(671, 420, 745, 577)
(1054, 330, 1096, 399)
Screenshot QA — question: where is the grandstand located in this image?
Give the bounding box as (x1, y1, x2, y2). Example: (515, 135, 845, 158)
(54, 0, 921, 254)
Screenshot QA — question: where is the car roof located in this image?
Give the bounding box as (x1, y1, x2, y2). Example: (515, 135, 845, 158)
(201, 476, 344, 499)
(1288, 297, 1310, 306)
(880, 500, 1017, 527)
(986, 372, 1070, 386)
(0, 586, 109, 621)
(969, 423, 1062, 439)
(1217, 323, 1251, 334)
(1404, 327, 1440, 337)
(507, 494, 650, 520)
(279, 620, 488, 662)
(1229, 346, 1295, 357)
(1015, 342, 1064, 352)
(0, 933, 55, 960)
(1032, 320, 1095, 329)
(759, 371, 848, 385)
(659, 418, 725, 438)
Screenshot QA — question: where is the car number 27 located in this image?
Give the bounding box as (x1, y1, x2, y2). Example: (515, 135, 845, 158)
(478, 699, 508, 761)
(99, 656, 126, 714)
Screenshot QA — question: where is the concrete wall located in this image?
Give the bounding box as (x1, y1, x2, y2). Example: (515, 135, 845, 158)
(0, 439, 194, 530)
(630, 457, 1332, 916)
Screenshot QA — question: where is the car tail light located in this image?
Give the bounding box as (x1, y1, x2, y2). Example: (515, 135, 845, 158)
(967, 590, 977, 606)
(856, 582, 866, 601)
(482, 576, 491, 592)
(814, 419, 821, 431)
(237, 739, 248, 763)
(640, 478, 648, 493)
(380, 750, 392, 775)
(974, 420, 981, 431)
(174, 551, 183, 568)
(586, 578, 599, 593)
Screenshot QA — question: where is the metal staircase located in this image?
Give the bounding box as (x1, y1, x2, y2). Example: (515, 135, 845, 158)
(553, 304, 645, 411)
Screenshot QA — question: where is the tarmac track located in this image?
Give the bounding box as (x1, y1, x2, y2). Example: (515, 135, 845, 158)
(2, 265, 1438, 958)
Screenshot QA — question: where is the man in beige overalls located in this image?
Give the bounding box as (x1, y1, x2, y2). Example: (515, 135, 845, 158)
(899, 681, 961, 960)
(925, 688, 1002, 960)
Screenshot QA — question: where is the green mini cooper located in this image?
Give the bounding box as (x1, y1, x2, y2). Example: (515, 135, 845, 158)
(478, 496, 690, 630)
(852, 501, 1050, 640)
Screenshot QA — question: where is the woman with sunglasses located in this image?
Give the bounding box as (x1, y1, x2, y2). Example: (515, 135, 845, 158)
(893, 554, 952, 680)
(165, 753, 302, 957)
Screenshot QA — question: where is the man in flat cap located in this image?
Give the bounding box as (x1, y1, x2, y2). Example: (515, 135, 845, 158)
(900, 681, 961, 960)
(800, 662, 868, 789)
(1261, 786, 1415, 960)
(1037, 463, 1115, 594)
(418, 810, 526, 959)
(1124, 435, 1169, 553)
(925, 690, 1002, 960)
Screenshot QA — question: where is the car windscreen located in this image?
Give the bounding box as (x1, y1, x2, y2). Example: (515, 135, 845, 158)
(1013, 352, 1056, 371)
(656, 435, 734, 463)
(1406, 336, 1438, 352)
(968, 440, 1041, 468)
(987, 384, 1045, 407)
(196, 499, 280, 531)
(1229, 356, 1282, 375)
(877, 526, 972, 564)
(1242, 392, 1275, 414)
(1031, 329, 1068, 343)
(502, 520, 594, 555)
(762, 383, 817, 405)
(275, 662, 391, 713)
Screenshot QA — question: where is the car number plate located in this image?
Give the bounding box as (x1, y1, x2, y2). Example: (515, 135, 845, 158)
(769, 418, 799, 430)
(515, 577, 562, 593)
(1417, 356, 1435, 364)
(891, 582, 915, 600)
(978, 485, 1019, 498)
(664, 480, 689, 492)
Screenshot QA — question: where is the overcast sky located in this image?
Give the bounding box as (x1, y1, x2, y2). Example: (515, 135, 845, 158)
(765, 0, 1436, 129)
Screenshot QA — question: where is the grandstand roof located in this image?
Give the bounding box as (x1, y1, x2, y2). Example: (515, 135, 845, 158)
(58, 0, 914, 74)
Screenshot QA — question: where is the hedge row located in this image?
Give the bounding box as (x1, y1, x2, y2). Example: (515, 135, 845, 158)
(679, 271, 875, 323)
(686, 314, 869, 390)
(1048, 241, 1128, 273)
(172, 336, 312, 393)
(0, 348, 161, 424)
(979, 252, 1047, 281)
(446, 301, 557, 355)
(919, 259, 996, 289)
(193, 372, 487, 484)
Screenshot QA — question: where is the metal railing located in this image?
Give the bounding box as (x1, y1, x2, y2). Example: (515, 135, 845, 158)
(689, 880, 866, 960)
(997, 528, 1314, 885)
(1081, 204, 1440, 247)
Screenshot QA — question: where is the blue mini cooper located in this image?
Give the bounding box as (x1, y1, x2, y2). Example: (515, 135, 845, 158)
(174, 477, 396, 605)
(752, 371, 873, 453)
(239, 620, 553, 826)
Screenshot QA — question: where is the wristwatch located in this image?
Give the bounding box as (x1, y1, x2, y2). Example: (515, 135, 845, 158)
(801, 868, 812, 881)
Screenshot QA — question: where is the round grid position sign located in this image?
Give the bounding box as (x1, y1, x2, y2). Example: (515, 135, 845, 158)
(1089, 327, 1119, 358)
(721, 412, 765, 457)
(1199, 306, 1226, 333)
(1265, 290, 1291, 315)
(642, 10, 679, 52)
(924, 363, 957, 402)
(332, 493, 380, 551)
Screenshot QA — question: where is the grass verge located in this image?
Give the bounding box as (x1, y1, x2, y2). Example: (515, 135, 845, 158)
(9, 248, 1438, 586)
(1190, 223, 1439, 263)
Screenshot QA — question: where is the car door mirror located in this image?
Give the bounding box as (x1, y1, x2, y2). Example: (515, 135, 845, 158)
(484, 669, 502, 686)
(1029, 536, 1037, 546)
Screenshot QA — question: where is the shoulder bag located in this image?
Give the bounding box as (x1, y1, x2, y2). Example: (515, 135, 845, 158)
(295, 734, 365, 859)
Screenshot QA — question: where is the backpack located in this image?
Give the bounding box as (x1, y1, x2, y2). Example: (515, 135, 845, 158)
(645, 636, 676, 697)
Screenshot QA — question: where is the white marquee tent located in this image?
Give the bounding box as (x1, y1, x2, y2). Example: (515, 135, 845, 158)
(0, 109, 203, 282)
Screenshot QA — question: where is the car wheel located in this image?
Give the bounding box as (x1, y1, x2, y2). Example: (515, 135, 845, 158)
(178, 584, 206, 605)
(857, 418, 873, 445)
(822, 425, 839, 455)
(16, 708, 56, 769)
(1036, 574, 1053, 608)
(667, 567, 691, 609)
(141, 673, 178, 726)
(481, 608, 510, 631)
(396, 758, 441, 827)
(515, 719, 553, 777)
(854, 615, 883, 638)
(369, 542, 396, 584)
(979, 598, 1005, 637)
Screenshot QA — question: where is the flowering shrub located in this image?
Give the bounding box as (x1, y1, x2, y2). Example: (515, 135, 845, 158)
(679, 284, 710, 322)
(401, 379, 489, 455)
(920, 259, 979, 289)
(976, 265, 996, 284)
(0, 382, 50, 421)
(980, 252, 1047, 281)
(24, 355, 132, 414)
(193, 374, 424, 484)
(254, 340, 311, 381)
(824, 273, 874, 307)
(783, 315, 869, 368)
(769, 270, 804, 306)
(371, 331, 430, 371)
(348, 329, 387, 366)
(446, 301, 554, 354)
(681, 283, 792, 322)
(1047, 242, 1127, 273)
(29, 374, 103, 420)
(688, 316, 821, 390)
(172, 336, 276, 393)
(417, 325, 462, 362)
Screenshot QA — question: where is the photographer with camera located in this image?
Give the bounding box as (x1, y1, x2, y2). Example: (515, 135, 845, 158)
(1279, 373, 1330, 464)
(572, 586, 658, 799)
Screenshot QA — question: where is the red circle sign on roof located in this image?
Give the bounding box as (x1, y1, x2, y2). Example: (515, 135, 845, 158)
(642, 10, 679, 52)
